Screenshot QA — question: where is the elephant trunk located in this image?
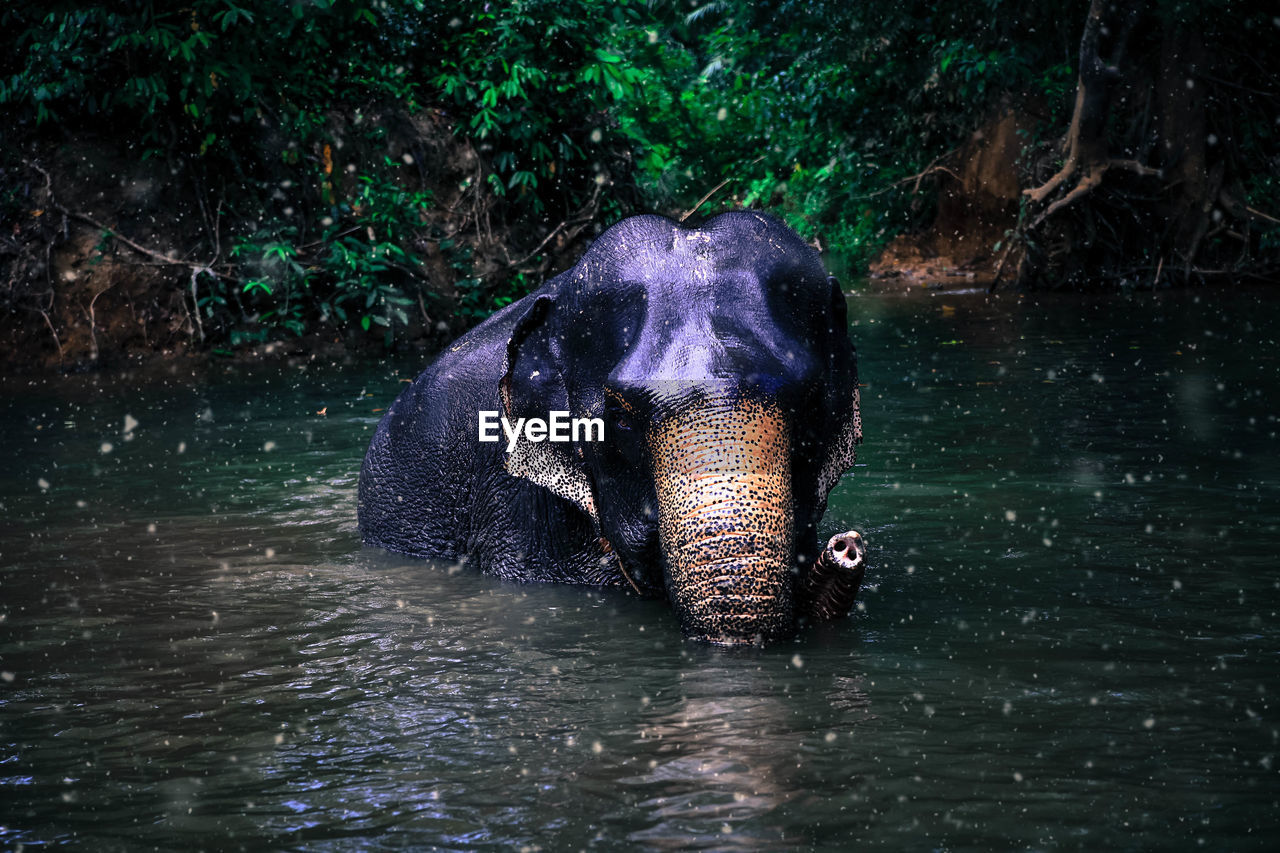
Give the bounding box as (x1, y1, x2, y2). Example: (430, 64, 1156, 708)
(649, 399, 795, 645)
(798, 531, 867, 622)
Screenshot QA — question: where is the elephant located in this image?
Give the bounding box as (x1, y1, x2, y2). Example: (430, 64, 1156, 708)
(358, 211, 866, 645)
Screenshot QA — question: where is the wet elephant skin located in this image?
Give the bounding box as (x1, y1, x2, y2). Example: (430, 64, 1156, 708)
(358, 211, 863, 644)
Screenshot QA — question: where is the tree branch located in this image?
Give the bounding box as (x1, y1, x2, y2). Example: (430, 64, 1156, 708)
(680, 155, 765, 221)
(511, 181, 603, 270)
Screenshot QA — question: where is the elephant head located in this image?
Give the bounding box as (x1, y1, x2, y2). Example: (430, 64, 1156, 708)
(499, 212, 862, 644)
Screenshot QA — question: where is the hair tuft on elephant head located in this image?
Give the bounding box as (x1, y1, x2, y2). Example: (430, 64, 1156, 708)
(358, 211, 866, 645)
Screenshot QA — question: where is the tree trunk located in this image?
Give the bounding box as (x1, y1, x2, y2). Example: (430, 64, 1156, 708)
(1155, 26, 1209, 269)
(1002, 0, 1151, 288)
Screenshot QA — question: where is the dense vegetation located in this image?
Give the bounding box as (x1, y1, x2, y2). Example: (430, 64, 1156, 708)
(1, 0, 1275, 367)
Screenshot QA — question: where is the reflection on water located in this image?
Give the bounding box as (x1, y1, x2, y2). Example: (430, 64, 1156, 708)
(2, 289, 1278, 849)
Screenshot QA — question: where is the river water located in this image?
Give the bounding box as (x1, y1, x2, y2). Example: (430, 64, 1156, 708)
(3, 287, 1278, 850)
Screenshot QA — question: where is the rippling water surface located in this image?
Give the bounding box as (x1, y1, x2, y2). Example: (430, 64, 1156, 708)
(3, 288, 1278, 849)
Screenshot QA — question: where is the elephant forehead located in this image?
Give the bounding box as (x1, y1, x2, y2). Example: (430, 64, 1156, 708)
(582, 210, 818, 273)
(554, 213, 830, 387)
(613, 233, 796, 294)
(606, 272, 816, 387)
(564, 214, 825, 313)
(612, 311, 804, 385)
(607, 239, 721, 295)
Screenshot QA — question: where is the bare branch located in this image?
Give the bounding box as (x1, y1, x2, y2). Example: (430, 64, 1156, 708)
(680, 177, 733, 222)
(680, 155, 765, 221)
(38, 309, 63, 362)
(1108, 158, 1162, 179)
(189, 268, 207, 343)
(504, 181, 604, 271)
(1246, 206, 1280, 227)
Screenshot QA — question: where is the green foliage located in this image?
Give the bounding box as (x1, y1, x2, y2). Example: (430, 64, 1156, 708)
(1, 1, 449, 345)
(618, 0, 1094, 267)
(219, 163, 433, 343)
(6, 0, 1271, 350)
(11, 0, 1068, 333)
(428, 0, 685, 220)
(0, 2, 422, 157)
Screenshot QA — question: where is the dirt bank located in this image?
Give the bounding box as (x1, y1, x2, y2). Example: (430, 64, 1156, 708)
(868, 109, 1031, 290)
(1, 107, 601, 375)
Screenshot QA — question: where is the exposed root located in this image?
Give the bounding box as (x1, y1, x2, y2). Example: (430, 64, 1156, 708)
(1032, 165, 1107, 228)
(1025, 155, 1075, 206)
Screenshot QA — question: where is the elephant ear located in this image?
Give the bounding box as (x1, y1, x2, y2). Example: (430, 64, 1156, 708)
(499, 295, 599, 521)
(815, 276, 863, 502)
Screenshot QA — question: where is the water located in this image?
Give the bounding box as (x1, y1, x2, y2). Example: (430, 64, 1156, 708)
(3, 288, 1278, 850)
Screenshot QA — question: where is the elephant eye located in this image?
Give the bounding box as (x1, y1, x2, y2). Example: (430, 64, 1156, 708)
(605, 394, 634, 432)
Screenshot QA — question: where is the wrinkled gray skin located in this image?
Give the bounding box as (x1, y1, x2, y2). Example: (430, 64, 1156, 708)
(358, 212, 864, 644)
